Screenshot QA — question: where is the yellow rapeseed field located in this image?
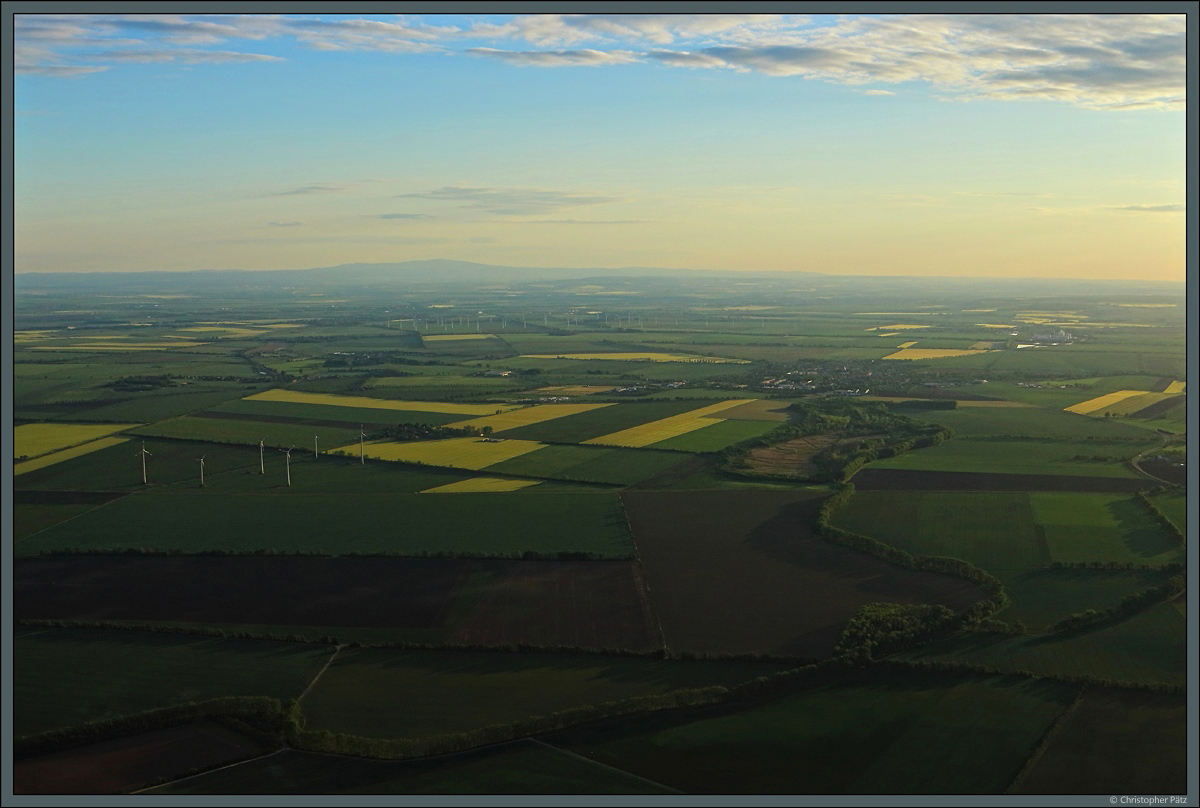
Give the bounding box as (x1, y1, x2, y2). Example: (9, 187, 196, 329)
(583, 399, 756, 448)
(976, 323, 1016, 329)
(424, 333, 498, 341)
(246, 389, 521, 416)
(897, 341, 918, 349)
(1078, 392, 1181, 417)
(421, 477, 542, 493)
(14, 437, 131, 475)
(1064, 390, 1149, 415)
(448, 402, 613, 432)
(331, 437, 548, 470)
(1164, 381, 1186, 394)
(15, 423, 140, 459)
(865, 324, 931, 332)
(876, 332, 901, 337)
(1112, 303, 1176, 308)
(882, 349, 990, 360)
(521, 352, 748, 363)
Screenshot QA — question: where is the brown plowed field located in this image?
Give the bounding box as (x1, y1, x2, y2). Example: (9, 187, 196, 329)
(14, 556, 468, 628)
(14, 720, 266, 794)
(745, 433, 881, 478)
(450, 560, 660, 651)
(851, 469, 1157, 493)
(1148, 377, 1174, 393)
(621, 490, 985, 659)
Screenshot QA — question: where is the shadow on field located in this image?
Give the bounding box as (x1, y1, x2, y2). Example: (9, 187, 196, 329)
(1107, 497, 1179, 559)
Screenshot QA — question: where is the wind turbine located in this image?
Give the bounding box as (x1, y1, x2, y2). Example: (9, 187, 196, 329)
(197, 454, 206, 488)
(258, 439, 265, 475)
(314, 434, 319, 459)
(136, 442, 152, 485)
(359, 425, 367, 465)
(281, 447, 293, 487)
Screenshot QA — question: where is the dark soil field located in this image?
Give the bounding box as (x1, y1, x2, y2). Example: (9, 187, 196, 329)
(14, 556, 468, 629)
(621, 490, 985, 658)
(1139, 458, 1186, 486)
(14, 720, 268, 795)
(851, 469, 1156, 493)
(449, 561, 660, 650)
(1129, 395, 1184, 418)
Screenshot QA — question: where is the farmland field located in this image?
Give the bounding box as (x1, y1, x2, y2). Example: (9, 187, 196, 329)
(16, 491, 635, 557)
(648, 418, 779, 452)
(1011, 690, 1186, 795)
(831, 491, 1182, 570)
(583, 399, 756, 448)
(1064, 390, 1152, 415)
(519, 352, 748, 363)
(421, 476, 542, 493)
(551, 670, 1076, 794)
(13, 627, 332, 737)
(446, 402, 614, 432)
(337, 436, 548, 470)
(882, 348, 991, 360)
(244, 389, 520, 415)
(889, 406, 1154, 439)
(14, 423, 139, 458)
(151, 740, 674, 795)
(903, 600, 1185, 686)
(1150, 491, 1186, 533)
(209, 398, 468, 427)
(850, 469, 1156, 493)
(623, 490, 984, 657)
(483, 444, 688, 485)
(864, 437, 1152, 478)
(300, 648, 785, 740)
(14, 720, 268, 795)
(13, 436, 131, 476)
(497, 400, 719, 443)
(130, 415, 362, 450)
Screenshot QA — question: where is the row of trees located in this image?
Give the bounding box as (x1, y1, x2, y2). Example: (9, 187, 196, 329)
(1135, 491, 1185, 543)
(1047, 576, 1185, 635)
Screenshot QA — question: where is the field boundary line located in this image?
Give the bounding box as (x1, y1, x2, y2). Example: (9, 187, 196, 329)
(14, 493, 130, 544)
(1004, 687, 1087, 794)
(132, 748, 287, 794)
(617, 492, 669, 653)
(297, 644, 344, 704)
(528, 737, 684, 794)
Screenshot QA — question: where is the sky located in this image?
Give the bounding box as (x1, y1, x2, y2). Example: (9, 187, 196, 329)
(12, 12, 1187, 280)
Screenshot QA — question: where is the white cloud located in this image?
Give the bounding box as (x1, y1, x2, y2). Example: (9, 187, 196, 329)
(465, 47, 640, 67)
(398, 186, 622, 215)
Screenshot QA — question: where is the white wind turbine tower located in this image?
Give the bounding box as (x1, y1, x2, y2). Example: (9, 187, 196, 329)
(282, 447, 293, 487)
(314, 434, 319, 459)
(258, 439, 265, 475)
(359, 425, 367, 465)
(197, 454, 206, 488)
(136, 442, 152, 485)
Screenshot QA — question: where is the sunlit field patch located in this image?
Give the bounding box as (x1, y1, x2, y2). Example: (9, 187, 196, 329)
(865, 324, 931, 331)
(423, 333, 498, 341)
(1110, 303, 1176, 308)
(14, 437, 131, 475)
(1084, 392, 1182, 417)
(1064, 390, 1151, 415)
(332, 437, 547, 470)
(245, 389, 520, 416)
(421, 477, 542, 493)
(583, 399, 756, 447)
(448, 403, 614, 432)
(520, 352, 749, 363)
(15, 423, 140, 459)
(876, 332, 901, 337)
(976, 323, 1017, 329)
(897, 341, 918, 349)
(175, 327, 266, 338)
(882, 349, 991, 360)
(1164, 381, 1186, 394)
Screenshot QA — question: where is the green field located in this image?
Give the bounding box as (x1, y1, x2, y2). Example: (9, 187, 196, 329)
(498, 400, 719, 443)
(866, 437, 1151, 478)
(1150, 491, 1186, 533)
(208, 398, 467, 427)
(130, 415, 363, 450)
(13, 439, 265, 491)
(14, 503, 102, 541)
(905, 600, 1185, 686)
(997, 567, 1178, 633)
(648, 419, 779, 452)
(17, 491, 636, 557)
(553, 671, 1076, 794)
(1012, 690, 1187, 794)
(13, 627, 331, 737)
(832, 491, 1182, 570)
(899, 405, 1154, 439)
(151, 741, 674, 795)
(482, 443, 688, 485)
(301, 648, 784, 739)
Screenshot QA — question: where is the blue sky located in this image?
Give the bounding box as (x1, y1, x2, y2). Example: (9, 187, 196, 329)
(13, 12, 1186, 279)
